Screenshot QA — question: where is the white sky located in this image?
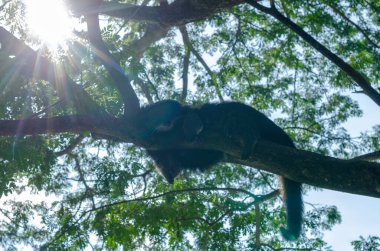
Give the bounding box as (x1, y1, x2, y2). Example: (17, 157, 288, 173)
(307, 190, 380, 250)
(307, 93, 380, 250)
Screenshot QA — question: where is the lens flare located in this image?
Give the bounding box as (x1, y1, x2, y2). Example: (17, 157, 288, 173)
(24, 0, 74, 48)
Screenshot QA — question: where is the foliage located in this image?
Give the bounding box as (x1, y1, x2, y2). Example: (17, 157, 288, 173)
(0, 0, 379, 250)
(351, 236, 380, 251)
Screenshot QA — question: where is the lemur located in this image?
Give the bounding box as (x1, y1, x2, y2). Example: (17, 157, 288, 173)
(130, 100, 303, 241)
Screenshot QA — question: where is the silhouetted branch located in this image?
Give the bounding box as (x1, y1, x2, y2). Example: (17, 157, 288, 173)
(0, 103, 378, 199)
(142, 126, 380, 198)
(0, 26, 104, 115)
(26, 101, 62, 119)
(84, 3, 140, 116)
(0, 115, 123, 139)
(86, 186, 261, 213)
(245, 0, 380, 107)
(255, 204, 261, 249)
(126, 23, 170, 59)
(327, 3, 380, 49)
(179, 25, 190, 102)
(179, 26, 224, 101)
(55, 134, 85, 156)
(100, 0, 244, 25)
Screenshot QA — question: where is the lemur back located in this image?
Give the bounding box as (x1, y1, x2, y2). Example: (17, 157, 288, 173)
(132, 100, 303, 240)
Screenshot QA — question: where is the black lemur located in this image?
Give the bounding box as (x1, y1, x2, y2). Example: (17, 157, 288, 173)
(131, 100, 303, 240)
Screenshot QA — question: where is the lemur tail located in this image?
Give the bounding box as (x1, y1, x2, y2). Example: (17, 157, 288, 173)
(279, 177, 303, 241)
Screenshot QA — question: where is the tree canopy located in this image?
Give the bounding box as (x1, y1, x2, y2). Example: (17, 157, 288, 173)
(0, 0, 379, 250)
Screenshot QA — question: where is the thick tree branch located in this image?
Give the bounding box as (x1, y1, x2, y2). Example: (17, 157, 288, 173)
(100, 0, 244, 25)
(85, 4, 140, 116)
(0, 26, 104, 115)
(143, 127, 380, 198)
(126, 23, 170, 59)
(232, 143, 380, 199)
(353, 151, 380, 161)
(245, 1, 380, 107)
(68, 0, 170, 113)
(1, 111, 379, 199)
(0, 116, 124, 140)
(9, 111, 372, 199)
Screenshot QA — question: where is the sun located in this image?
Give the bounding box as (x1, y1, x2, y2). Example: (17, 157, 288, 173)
(24, 0, 74, 48)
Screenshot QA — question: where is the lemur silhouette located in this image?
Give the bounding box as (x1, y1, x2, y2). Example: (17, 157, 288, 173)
(131, 100, 303, 240)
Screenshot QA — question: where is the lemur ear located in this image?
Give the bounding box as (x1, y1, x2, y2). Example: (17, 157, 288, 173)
(182, 112, 203, 141)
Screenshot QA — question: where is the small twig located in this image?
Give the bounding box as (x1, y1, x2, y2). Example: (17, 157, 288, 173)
(327, 3, 380, 49)
(255, 204, 261, 250)
(26, 100, 62, 120)
(179, 26, 224, 102)
(179, 25, 190, 103)
(142, 67, 160, 100)
(85, 187, 260, 213)
(207, 208, 232, 227)
(134, 76, 154, 104)
(68, 152, 96, 209)
(258, 170, 277, 191)
(55, 134, 85, 157)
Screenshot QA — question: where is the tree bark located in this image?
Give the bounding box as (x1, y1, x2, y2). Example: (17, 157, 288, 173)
(0, 115, 379, 198)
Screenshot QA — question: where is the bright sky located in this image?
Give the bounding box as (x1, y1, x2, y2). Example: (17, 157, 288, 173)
(307, 190, 380, 250)
(23, 0, 74, 49)
(307, 94, 380, 250)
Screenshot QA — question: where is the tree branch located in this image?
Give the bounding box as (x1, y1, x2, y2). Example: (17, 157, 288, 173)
(133, 76, 154, 104)
(86, 186, 262, 213)
(84, 3, 140, 117)
(99, 0, 244, 25)
(179, 26, 224, 101)
(69, 152, 96, 209)
(143, 126, 380, 198)
(126, 23, 170, 59)
(55, 134, 85, 156)
(179, 26, 191, 102)
(231, 143, 380, 198)
(245, 1, 380, 107)
(327, 3, 380, 49)
(353, 151, 380, 161)
(255, 204, 261, 249)
(26, 101, 62, 119)
(1, 110, 379, 199)
(0, 116, 124, 140)
(0, 26, 105, 115)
